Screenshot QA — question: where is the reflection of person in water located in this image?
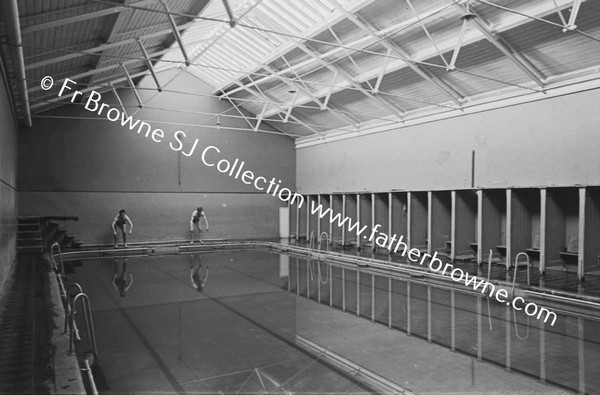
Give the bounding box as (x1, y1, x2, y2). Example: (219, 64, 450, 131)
(113, 258, 133, 297)
(189, 254, 209, 292)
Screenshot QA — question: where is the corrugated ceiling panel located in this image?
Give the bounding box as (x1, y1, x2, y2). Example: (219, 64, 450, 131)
(327, 88, 391, 121)
(293, 105, 352, 131)
(375, 67, 451, 112)
(264, 120, 319, 138)
(500, 2, 600, 78)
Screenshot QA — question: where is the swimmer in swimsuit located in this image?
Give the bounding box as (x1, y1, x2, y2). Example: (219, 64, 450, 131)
(189, 206, 209, 244)
(112, 209, 134, 248)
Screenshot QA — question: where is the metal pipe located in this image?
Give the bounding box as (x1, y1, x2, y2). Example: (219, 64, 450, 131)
(82, 357, 99, 395)
(65, 283, 83, 333)
(120, 64, 144, 108)
(136, 39, 162, 92)
(159, 0, 190, 66)
(2, 0, 32, 127)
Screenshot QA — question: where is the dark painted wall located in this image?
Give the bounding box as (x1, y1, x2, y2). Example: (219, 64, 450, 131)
(18, 69, 296, 244)
(0, 61, 18, 291)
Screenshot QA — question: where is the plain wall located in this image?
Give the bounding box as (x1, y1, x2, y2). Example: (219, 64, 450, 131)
(18, 69, 296, 244)
(0, 62, 18, 292)
(297, 88, 600, 193)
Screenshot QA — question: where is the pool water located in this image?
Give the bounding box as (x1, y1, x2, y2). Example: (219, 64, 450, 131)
(66, 251, 377, 394)
(65, 249, 600, 394)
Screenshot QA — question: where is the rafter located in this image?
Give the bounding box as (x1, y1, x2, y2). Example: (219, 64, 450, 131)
(327, 0, 464, 106)
(20, 0, 160, 34)
(298, 44, 405, 120)
(451, 3, 545, 88)
(24, 21, 195, 70)
(239, 83, 325, 136)
(225, 0, 581, 118)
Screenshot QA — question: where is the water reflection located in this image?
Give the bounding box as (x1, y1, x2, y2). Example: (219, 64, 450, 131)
(112, 258, 133, 297)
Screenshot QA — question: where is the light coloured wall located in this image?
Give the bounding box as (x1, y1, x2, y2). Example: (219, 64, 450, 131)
(18, 69, 296, 244)
(297, 88, 600, 193)
(0, 62, 18, 292)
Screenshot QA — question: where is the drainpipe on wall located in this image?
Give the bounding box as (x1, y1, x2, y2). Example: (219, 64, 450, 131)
(1, 0, 32, 128)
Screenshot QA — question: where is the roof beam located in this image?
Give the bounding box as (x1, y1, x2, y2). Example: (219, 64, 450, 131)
(239, 84, 324, 136)
(452, 3, 545, 88)
(188, 0, 264, 63)
(20, 0, 160, 34)
(26, 47, 171, 95)
(29, 69, 150, 111)
(233, 0, 577, 117)
(215, 0, 375, 92)
(327, 0, 464, 106)
(298, 44, 405, 120)
(24, 20, 195, 70)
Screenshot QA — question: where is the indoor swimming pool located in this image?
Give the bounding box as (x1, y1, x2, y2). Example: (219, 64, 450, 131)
(63, 248, 599, 394)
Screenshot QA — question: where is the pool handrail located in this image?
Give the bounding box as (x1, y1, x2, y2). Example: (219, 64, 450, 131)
(69, 292, 98, 359)
(64, 283, 83, 333)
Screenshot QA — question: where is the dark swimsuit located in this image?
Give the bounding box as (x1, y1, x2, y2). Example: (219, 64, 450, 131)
(116, 214, 126, 227)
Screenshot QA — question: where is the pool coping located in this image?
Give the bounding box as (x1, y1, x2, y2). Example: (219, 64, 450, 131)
(45, 255, 87, 395)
